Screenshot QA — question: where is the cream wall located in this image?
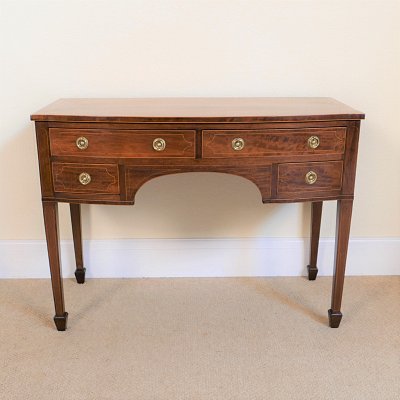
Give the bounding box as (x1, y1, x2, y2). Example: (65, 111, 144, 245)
(0, 0, 399, 242)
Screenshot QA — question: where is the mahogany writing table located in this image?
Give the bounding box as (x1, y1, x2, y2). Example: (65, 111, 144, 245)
(31, 98, 364, 331)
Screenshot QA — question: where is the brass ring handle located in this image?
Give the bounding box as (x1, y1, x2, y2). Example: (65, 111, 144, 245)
(305, 171, 318, 185)
(232, 137, 245, 151)
(78, 172, 91, 185)
(308, 136, 320, 149)
(153, 138, 166, 151)
(76, 136, 89, 150)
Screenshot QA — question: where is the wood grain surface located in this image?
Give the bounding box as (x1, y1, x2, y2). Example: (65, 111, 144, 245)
(52, 163, 119, 194)
(31, 97, 365, 123)
(277, 161, 343, 197)
(49, 128, 196, 158)
(202, 127, 346, 158)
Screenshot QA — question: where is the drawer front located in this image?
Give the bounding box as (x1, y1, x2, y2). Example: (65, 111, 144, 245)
(52, 163, 119, 194)
(49, 129, 196, 158)
(277, 161, 343, 196)
(202, 128, 346, 158)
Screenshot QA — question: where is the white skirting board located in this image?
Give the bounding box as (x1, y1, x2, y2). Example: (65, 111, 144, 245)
(0, 238, 399, 279)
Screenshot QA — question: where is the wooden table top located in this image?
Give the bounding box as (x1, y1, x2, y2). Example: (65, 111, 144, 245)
(31, 97, 364, 123)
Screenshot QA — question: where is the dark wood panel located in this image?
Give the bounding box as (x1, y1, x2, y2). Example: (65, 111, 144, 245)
(341, 121, 361, 195)
(51, 152, 344, 165)
(265, 194, 353, 204)
(35, 122, 53, 197)
(202, 127, 346, 158)
(277, 161, 343, 197)
(126, 165, 272, 203)
(47, 119, 352, 131)
(52, 163, 119, 194)
(49, 129, 195, 158)
(44, 193, 355, 206)
(50, 193, 125, 204)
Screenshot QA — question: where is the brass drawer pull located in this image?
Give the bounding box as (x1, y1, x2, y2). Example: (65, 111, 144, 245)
(78, 172, 91, 185)
(76, 136, 89, 150)
(305, 171, 318, 185)
(308, 136, 320, 149)
(153, 138, 166, 151)
(232, 138, 245, 151)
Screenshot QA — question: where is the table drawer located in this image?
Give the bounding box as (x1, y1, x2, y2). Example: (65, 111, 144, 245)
(49, 129, 196, 158)
(202, 127, 346, 158)
(52, 163, 119, 194)
(277, 161, 343, 196)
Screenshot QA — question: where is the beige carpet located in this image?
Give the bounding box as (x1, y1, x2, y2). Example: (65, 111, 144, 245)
(0, 276, 399, 400)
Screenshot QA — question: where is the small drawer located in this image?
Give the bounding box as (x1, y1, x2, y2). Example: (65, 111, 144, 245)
(277, 161, 343, 196)
(49, 129, 196, 158)
(52, 163, 119, 194)
(202, 127, 346, 158)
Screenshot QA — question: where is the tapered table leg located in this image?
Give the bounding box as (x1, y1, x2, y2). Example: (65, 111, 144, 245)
(70, 203, 85, 284)
(307, 201, 323, 280)
(329, 199, 353, 328)
(42, 201, 68, 331)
